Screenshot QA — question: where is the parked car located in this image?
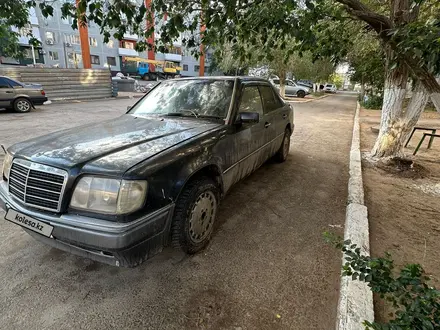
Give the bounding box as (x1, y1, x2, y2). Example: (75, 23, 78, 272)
(323, 83, 337, 93)
(0, 76, 47, 112)
(270, 78, 310, 98)
(296, 80, 313, 89)
(0, 77, 294, 267)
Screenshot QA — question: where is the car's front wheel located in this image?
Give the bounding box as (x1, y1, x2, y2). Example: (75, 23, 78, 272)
(13, 98, 32, 113)
(171, 177, 219, 254)
(297, 90, 306, 98)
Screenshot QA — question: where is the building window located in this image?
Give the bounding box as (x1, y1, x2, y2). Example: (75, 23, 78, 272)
(107, 40, 114, 48)
(24, 48, 38, 59)
(45, 31, 55, 44)
(89, 37, 98, 47)
(90, 55, 100, 65)
(65, 34, 80, 45)
(182, 64, 188, 71)
(62, 16, 73, 25)
(107, 57, 116, 66)
(67, 52, 81, 68)
(194, 65, 200, 72)
(121, 40, 134, 49)
(49, 51, 59, 61)
(167, 46, 182, 55)
(19, 26, 31, 37)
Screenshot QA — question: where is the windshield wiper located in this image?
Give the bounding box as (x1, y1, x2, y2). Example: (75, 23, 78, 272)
(163, 110, 199, 118)
(162, 110, 223, 120)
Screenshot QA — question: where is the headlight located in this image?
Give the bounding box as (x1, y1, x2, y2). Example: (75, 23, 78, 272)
(2, 152, 13, 180)
(70, 177, 147, 214)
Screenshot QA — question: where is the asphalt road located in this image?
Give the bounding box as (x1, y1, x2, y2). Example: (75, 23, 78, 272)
(0, 94, 356, 330)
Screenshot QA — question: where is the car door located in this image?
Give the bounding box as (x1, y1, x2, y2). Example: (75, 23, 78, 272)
(0, 77, 14, 108)
(285, 80, 297, 95)
(220, 84, 268, 190)
(258, 84, 291, 157)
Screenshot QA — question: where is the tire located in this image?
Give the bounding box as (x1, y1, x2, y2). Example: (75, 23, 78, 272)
(13, 98, 32, 113)
(142, 74, 149, 81)
(171, 177, 220, 254)
(297, 90, 306, 98)
(274, 128, 291, 162)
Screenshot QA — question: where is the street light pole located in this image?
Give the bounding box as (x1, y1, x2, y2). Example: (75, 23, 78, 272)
(31, 44, 36, 65)
(63, 42, 68, 68)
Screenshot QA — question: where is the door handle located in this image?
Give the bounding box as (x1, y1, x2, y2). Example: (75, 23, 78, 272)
(5, 91, 13, 94)
(282, 114, 287, 119)
(264, 122, 271, 128)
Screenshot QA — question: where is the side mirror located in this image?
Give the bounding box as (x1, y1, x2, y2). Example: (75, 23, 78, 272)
(238, 112, 259, 124)
(126, 105, 131, 111)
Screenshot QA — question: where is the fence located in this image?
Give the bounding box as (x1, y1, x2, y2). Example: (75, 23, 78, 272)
(0, 66, 112, 102)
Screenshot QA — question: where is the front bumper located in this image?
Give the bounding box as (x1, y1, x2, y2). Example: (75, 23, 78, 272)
(0, 181, 174, 266)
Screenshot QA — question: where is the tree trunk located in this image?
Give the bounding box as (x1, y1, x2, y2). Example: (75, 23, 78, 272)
(278, 71, 286, 98)
(400, 81, 430, 143)
(360, 82, 365, 101)
(279, 83, 286, 98)
(371, 49, 409, 158)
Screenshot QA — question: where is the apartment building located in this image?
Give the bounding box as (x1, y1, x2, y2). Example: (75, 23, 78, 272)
(1, 3, 211, 77)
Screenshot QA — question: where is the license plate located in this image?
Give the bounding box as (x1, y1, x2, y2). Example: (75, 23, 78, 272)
(4, 209, 53, 238)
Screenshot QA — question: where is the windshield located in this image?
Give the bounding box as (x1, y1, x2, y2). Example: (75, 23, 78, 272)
(128, 79, 235, 119)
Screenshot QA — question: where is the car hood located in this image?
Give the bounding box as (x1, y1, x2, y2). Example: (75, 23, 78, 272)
(10, 115, 222, 175)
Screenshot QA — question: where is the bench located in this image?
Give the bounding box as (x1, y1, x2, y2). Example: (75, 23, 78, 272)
(405, 126, 439, 155)
(412, 133, 440, 155)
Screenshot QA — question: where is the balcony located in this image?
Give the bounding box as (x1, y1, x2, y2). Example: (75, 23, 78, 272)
(123, 33, 138, 41)
(118, 48, 139, 57)
(12, 27, 41, 45)
(164, 53, 182, 62)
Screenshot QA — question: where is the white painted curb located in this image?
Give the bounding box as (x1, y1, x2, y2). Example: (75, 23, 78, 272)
(336, 102, 374, 330)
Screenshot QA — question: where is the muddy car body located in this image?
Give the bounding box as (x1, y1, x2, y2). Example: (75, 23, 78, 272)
(0, 77, 294, 267)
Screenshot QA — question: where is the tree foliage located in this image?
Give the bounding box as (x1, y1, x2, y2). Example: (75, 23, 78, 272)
(289, 52, 334, 83)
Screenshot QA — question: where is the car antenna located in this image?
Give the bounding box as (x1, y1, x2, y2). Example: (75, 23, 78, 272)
(0, 145, 6, 154)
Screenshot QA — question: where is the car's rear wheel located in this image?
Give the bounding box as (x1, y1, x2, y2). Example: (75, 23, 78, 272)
(142, 74, 150, 81)
(297, 90, 306, 98)
(275, 128, 291, 162)
(171, 177, 219, 254)
(13, 98, 32, 113)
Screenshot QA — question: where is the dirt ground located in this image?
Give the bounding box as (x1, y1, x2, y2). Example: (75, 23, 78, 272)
(359, 109, 440, 322)
(0, 95, 356, 330)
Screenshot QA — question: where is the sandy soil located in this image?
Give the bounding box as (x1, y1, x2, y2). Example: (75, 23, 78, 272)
(359, 109, 440, 322)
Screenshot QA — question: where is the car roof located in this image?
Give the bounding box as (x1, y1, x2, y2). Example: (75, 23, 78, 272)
(174, 76, 269, 83)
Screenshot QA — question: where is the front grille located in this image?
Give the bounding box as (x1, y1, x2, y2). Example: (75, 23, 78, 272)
(8, 159, 68, 212)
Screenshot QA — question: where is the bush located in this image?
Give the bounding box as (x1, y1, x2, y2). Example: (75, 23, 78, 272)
(361, 95, 383, 109)
(324, 232, 440, 330)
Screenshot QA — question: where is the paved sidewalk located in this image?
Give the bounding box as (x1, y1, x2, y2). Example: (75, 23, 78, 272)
(0, 94, 356, 330)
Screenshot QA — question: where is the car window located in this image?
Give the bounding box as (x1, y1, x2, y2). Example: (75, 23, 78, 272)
(128, 79, 234, 118)
(5, 78, 23, 87)
(286, 81, 294, 86)
(259, 85, 284, 113)
(238, 86, 263, 116)
(272, 79, 280, 85)
(0, 78, 11, 89)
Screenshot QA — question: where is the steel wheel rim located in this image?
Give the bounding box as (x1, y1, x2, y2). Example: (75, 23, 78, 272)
(189, 191, 217, 243)
(17, 100, 30, 111)
(283, 134, 290, 158)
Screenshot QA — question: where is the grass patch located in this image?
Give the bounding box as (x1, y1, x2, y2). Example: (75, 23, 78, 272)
(311, 92, 326, 97)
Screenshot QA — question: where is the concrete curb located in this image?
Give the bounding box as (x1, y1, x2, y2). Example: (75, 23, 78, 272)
(337, 101, 374, 330)
(285, 94, 331, 103)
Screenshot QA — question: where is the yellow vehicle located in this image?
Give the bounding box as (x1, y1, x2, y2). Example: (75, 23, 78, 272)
(122, 57, 182, 80)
